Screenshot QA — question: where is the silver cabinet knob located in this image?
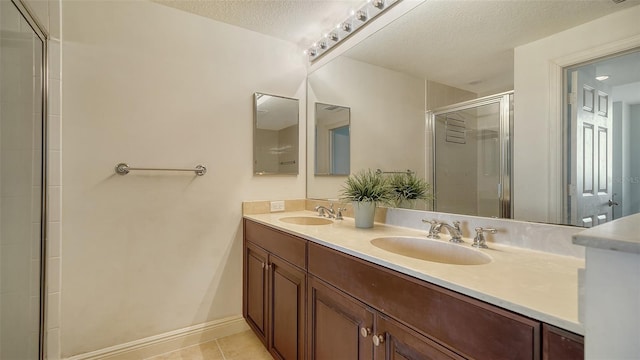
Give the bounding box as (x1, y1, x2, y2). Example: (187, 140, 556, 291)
(360, 327, 372, 338)
(372, 334, 385, 346)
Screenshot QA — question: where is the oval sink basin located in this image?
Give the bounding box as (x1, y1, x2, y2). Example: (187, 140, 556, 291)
(279, 216, 333, 225)
(370, 236, 491, 265)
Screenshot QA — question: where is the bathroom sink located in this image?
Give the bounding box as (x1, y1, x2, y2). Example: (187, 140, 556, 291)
(370, 236, 491, 265)
(279, 216, 333, 225)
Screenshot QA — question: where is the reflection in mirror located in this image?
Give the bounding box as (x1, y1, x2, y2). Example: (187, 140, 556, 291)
(254, 93, 299, 175)
(306, 0, 640, 225)
(315, 103, 350, 175)
(564, 49, 640, 227)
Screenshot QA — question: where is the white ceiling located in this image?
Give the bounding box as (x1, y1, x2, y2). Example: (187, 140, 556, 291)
(153, 0, 640, 95)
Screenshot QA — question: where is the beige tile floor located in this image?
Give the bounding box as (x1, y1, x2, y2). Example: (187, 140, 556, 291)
(146, 330, 273, 360)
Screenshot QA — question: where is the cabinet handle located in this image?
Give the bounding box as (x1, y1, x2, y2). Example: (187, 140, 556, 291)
(360, 327, 372, 338)
(261, 262, 265, 269)
(372, 334, 385, 346)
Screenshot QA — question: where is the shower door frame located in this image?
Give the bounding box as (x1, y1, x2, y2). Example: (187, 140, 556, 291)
(428, 91, 513, 218)
(6, 0, 49, 358)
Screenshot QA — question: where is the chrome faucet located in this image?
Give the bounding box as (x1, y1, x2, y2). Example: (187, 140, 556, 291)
(472, 227, 497, 248)
(422, 219, 464, 243)
(314, 203, 345, 220)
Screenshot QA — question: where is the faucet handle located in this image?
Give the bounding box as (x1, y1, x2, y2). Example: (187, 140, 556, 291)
(336, 207, 346, 220)
(421, 219, 441, 239)
(314, 205, 325, 217)
(472, 227, 497, 248)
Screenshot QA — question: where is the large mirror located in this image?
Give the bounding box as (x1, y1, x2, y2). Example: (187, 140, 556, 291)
(315, 103, 351, 176)
(307, 0, 640, 225)
(254, 93, 299, 175)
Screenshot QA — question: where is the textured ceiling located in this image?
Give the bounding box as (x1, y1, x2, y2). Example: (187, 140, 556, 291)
(152, 0, 362, 48)
(152, 0, 640, 95)
(344, 0, 640, 94)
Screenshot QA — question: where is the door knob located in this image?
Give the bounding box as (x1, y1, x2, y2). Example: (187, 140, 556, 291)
(360, 327, 372, 338)
(608, 199, 619, 207)
(372, 334, 385, 346)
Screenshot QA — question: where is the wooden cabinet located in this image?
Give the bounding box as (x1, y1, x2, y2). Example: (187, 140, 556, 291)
(308, 242, 541, 360)
(243, 219, 584, 360)
(243, 220, 306, 360)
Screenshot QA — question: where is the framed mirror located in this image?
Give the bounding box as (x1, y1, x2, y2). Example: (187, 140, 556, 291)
(315, 103, 351, 175)
(253, 93, 299, 175)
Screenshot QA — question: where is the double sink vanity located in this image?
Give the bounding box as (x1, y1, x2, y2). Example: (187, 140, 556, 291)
(242, 204, 585, 360)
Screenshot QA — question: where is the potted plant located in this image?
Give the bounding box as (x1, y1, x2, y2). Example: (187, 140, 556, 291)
(389, 172, 433, 209)
(340, 169, 392, 228)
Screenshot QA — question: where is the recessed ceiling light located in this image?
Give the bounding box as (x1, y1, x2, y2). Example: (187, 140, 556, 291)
(596, 75, 610, 81)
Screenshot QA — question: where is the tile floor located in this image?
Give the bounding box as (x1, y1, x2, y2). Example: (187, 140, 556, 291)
(146, 330, 273, 360)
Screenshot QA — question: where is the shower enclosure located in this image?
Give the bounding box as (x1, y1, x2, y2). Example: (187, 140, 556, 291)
(430, 92, 513, 218)
(0, 0, 47, 359)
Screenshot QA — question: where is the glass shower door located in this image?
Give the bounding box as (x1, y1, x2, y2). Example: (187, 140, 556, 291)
(432, 93, 511, 218)
(0, 1, 46, 358)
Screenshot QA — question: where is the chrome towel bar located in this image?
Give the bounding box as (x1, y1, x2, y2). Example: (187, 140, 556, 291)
(115, 163, 207, 176)
(375, 169, 413, 175)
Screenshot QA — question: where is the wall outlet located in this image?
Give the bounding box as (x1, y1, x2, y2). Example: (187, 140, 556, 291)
(270, 200, 285, 212)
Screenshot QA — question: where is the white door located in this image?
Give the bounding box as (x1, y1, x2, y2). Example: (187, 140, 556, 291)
(569, 69, 614, 227)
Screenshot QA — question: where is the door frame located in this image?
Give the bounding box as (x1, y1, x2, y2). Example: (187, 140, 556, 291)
(549, 35, 640, 224)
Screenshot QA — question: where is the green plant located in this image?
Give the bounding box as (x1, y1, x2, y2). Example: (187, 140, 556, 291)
(389, 172, 433, 207)
(340, 169, 392, 204)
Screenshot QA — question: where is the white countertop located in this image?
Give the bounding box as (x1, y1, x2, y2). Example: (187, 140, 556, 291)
(244, 211, 585, 335)
(573, 213, 640, 254)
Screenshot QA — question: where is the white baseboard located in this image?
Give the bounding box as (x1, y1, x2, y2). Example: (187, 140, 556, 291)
(65, 315, 249, 360)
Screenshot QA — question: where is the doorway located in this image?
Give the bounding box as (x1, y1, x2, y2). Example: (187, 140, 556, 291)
(564, 48, 640, 227)
(0, 0, 48, 358)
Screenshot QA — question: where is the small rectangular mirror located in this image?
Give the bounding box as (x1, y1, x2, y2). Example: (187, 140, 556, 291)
(254, 93, 299, 175)
(315, 102, 350, 175)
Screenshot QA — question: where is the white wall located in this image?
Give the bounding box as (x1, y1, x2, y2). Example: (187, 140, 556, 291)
(513, 4, 640, 223)
(61, 1, 306, 357)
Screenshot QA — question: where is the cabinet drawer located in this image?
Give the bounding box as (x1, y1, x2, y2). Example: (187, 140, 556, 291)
(244, 219, 307, 270)
(309, 242, 540, 360)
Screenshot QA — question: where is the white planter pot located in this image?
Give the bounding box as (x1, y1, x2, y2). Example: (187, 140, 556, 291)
(353, 201, 376, 229)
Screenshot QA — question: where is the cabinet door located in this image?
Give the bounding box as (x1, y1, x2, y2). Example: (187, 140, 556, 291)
(542, 324, 584, 360)
(374, 315, 464, 360)
(307, 276, 375, 360)
(269, 254, 306, 360)
(244, 242, 268, 343)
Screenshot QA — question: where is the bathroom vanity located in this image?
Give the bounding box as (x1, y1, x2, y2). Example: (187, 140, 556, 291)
(242, 212, 584, 360)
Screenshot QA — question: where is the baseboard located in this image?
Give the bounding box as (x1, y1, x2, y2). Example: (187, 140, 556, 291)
(65, 315, 249, 360)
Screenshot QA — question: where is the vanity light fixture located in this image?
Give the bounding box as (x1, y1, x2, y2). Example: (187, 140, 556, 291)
(356, 9, 368, 22)
(596, 75, 610, 81)
(306, 0, 401, 63)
